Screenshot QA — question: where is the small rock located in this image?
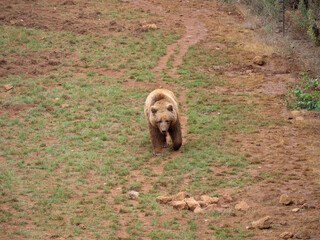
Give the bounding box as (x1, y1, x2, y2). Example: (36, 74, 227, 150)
(251, 216, 272, 229)
(279, 194, 292, 205)
(79, 224, 86, 230)
(198, 201, 208, 208)
(204, 204, 218, 212)
(222, 193, 233, 202)
(142, 24, 158, 30)
(127, 191, 139, 200)
(156, 195, 173, 204)
(253, 56, 265, 66)
(4, 84, 13, 91)
(280, 231, 293, 239)
(292, 208, 300, 212)
(172, 192, 189, 201)
(200, 195, 219, 204)
(193, 206, 204, 214)
(171, 200, 188, 210)
(185, 197, 200, 211)
(235, 201, 250, 211)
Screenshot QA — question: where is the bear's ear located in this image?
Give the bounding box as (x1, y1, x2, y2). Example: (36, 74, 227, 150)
(151, 106, 158, 114)
(167, 104, 173, 112)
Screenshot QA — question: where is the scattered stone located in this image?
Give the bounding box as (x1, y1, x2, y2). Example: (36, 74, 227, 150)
(292, 208, 300, 212)
(79, 224, 86, 230)
(198, 201, 208, 208)
(171, 200, 188, 210)
(142, 24, 158, 30)
(200, 195, 219, 204)
(156, 195, 173, 204)
(280, 231, 293, 239)
(4, 84, 13, 91)
(156, 192, 222, 213)
(127, 191, 139, 200)
(185, 197, 200, 211)
(204, 204, 218, 212)
(172, 192, 190, 201)
(253, 56, 265, 66)
(193, 206, 204, 214)
(279, 194, 292, 205)
(251, 216, 272, 229)
(235, 201, 250, 211)
(61, 104, 69, 108)
(222, 193, 233, 202)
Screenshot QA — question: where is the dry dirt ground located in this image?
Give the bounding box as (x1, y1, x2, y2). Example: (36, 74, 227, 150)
(1, 0, 320, 239)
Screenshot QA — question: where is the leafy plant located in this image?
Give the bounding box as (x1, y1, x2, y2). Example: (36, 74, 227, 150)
(307, 10, 319, 45)
(286, 72, 320, 110)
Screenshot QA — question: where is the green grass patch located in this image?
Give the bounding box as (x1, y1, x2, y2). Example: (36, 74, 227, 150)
(209, 225, 253, 239)
(0, 25, 179, 72)
(176, 45, 237, 88)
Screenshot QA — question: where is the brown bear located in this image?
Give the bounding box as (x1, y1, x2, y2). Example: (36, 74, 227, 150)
(144, 89, 182, 155)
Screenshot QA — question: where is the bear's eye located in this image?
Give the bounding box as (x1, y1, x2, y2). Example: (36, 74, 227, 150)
(157, 121, 162, 124)
(165, 120, 170, 123)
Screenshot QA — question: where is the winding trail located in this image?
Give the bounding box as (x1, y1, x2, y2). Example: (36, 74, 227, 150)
(130, 0, 208, 152)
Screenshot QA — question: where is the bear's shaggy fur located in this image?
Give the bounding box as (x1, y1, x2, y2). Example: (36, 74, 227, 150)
(144, 89, 182, 155)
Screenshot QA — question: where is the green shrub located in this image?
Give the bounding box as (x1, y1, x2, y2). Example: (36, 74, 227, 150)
(286, 72, 320, 110)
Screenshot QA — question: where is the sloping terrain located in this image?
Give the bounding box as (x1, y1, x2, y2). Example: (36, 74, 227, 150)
(0, 0, 319, 239)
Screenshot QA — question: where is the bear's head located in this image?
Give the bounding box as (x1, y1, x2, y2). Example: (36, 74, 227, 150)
(150, 99, 176, 135)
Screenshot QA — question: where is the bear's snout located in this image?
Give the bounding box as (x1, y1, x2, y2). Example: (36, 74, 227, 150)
(159, 122, 168, 135)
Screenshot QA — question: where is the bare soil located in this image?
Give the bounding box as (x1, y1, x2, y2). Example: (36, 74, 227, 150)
(1, 0, 320, 239)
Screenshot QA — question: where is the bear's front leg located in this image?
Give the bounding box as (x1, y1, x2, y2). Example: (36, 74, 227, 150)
(169, 120, 182, 151)
(148, 123, 166, 155)
(162, 133, 168, 148)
